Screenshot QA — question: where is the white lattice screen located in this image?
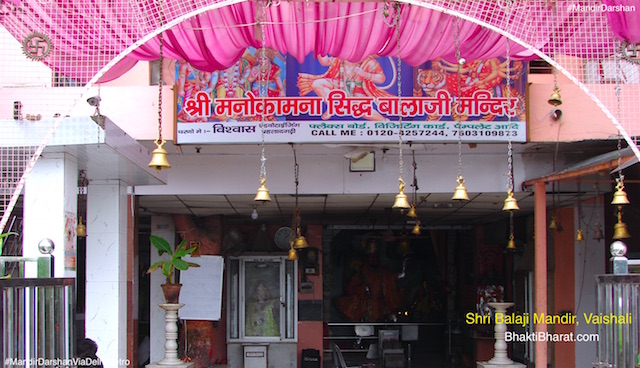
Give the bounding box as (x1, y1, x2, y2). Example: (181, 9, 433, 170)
(0, 0, 638, 231)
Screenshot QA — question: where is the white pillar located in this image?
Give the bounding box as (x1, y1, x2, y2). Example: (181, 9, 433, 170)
(23, 153, 78, 278)
(85, 179, 128, 367)
(150, 216, 175, 364)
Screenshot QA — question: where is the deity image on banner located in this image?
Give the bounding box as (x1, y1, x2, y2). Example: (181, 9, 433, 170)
(295, 55, 408, 121)
(244, 47, 287, 121)
(175, 61, 216, 123)
(413, 57, 526, 122)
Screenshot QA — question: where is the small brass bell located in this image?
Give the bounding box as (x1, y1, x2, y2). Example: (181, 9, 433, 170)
(148, 139, 171, 173)
(549, 215, 558, 230)
(506, 234, 516, 251)
(293, 227, 309, 249)
(392, 178, 411, 210)
(502, 190, 520, 212)
(452, 175, 469, 201)
(576, 228, 584, 242)
(613, 212, 631, 240)
(593, 223, 604, 241)
(254, 178, 271, 202)
(76, 216, 86, 237)
(287, 246, 298, 261)
(548, 86, 562, 106)
(407, 204, 418, 218)
(411, 222, 421, 235)
(611, 180, 630, 206)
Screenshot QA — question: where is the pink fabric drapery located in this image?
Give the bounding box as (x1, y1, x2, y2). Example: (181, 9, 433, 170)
(0, 0, 625, 83)
(602, 0, 640, 43)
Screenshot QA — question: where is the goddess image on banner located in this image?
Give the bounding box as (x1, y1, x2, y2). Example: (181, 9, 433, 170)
(175, 47, 286, 123)
(413, 57, 526, 122)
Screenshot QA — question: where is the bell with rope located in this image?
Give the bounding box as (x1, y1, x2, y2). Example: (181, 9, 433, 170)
(407, 204, 418, 218)
(452, 175, 469, 201)
(593, 223, 604, 241)
(506, 234, 517, 251)
(611, 180, 630, 205)
(548, 86, 562, 106)
(411, 221, 421, 236)
(612, 210, 631, 240)
(287, 245, 298, 261)
(502, 190, 520, 212)
(293, 227, 309, 249)
(576, 228, 584, 242)
(76, 217, 86, 238)
(254, 178, 271, 202)
(393, 178, 411, 210)
(549, 215, 558, 230)
(148, 139, 171, 173)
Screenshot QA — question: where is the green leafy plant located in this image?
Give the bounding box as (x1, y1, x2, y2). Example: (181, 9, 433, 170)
(147, 235, 199, 284)
(0, 232, 17, 279)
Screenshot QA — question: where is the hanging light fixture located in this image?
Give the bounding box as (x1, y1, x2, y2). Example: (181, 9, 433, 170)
(148, 2, 171, 173)
(390, 5, 410, 212)
(451, 16, 469, 202)
(254, 3, 271, 203)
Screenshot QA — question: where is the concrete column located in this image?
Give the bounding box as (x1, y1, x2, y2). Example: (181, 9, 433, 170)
(23, 153, 78, 278)
(149, 215, 176, 363)
(85, 179, 128, 366)
(534, 182, 547, 368)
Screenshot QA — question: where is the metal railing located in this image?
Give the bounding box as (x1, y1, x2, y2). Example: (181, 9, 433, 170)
(0, 278, 75, 366)
(594, 274, 640, 368)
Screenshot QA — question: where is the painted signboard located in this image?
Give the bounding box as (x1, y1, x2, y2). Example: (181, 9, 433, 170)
(174, 48, 526, 144)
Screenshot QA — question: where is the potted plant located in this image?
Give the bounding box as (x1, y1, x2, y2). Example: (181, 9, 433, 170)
(147, 235, 200, 303)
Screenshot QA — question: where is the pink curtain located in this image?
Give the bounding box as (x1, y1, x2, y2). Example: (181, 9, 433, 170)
(602, 0, 640, 43)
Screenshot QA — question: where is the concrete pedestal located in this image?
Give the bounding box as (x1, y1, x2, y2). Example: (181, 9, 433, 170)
(477, 362, 525, 368)
(476, 302, 525, 368)
(147, 303, 192, 367)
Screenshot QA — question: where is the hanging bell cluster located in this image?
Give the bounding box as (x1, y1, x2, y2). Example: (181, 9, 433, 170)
(502, 190, 520, 212)
(612, 210, 631, 240)
(548, 214, 558, 230)
(287, 243, 298, 261)
(576, 228, 584, 242)
(452, 175, 469, 201)
(407, 204, 418, 218)
(392, 178, 411, 210)
(548, 86, 562, 106)
(76, 216, 86, 238)
(148, 139, 171, 173)
(506, 234, 517, 251)
(593, 223, 604, 241)
(293, 227, 309, 249)
(254, 178, 272, 202)
(411, 221, 421, 236)
(611, 180, 630, 205)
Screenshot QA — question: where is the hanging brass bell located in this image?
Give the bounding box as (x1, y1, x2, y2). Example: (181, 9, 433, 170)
(506, 234, 517, 251)
(407, 204, 418, 218)
(611, 180, 630, 205)
(148, 139, 171, 173)
(287, 246, 298, 261)
(76, 216, 86, 237)
(548, 87, 562, 106)
(293, 228, 309, 249)
(411, 222, 421, 236)
(549, 215, 558, 230)
(576, 228, 584, 242)
(593, 223, 604, 241)
(502, 190, 520, 212)
(613, 211, 631, 239)
(254, 179, 271, 202)
(452, 175, 469, 201)
(392, 178, 411, 210)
